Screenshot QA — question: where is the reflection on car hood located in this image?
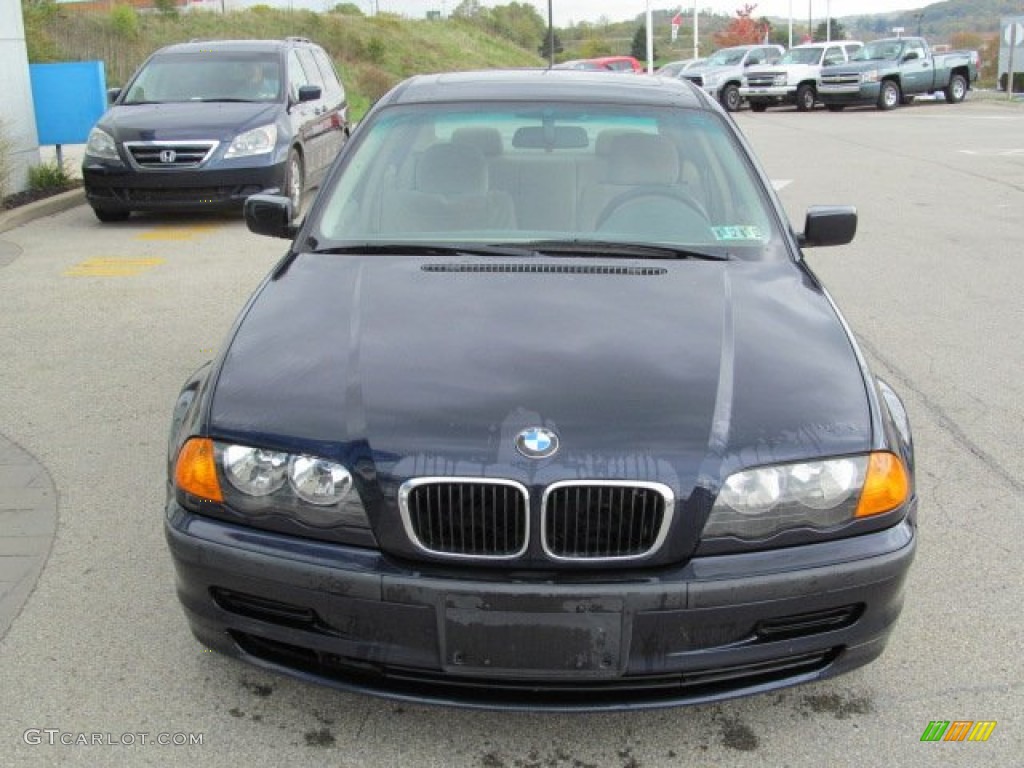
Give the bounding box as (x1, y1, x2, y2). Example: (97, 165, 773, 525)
(100, 102, 279, 141)
(209, 253, 872, 491)
(686, 65, 738, 77)
(822, 60, 888, 75)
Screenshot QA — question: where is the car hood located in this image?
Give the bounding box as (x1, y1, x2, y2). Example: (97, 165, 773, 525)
(99, 102, 279, 142)
(209, 253, 872, 494)
(686, 65, 739, 78)
(822, 60, 893, 75)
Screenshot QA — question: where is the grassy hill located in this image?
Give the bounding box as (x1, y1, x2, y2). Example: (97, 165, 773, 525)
(24, 5, 545, 119)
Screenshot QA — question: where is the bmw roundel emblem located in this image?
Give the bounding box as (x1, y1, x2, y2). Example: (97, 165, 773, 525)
(515, 427, 559, 459)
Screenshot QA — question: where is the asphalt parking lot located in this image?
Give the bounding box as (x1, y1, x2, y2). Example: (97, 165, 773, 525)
(1, 96, 1022, 767)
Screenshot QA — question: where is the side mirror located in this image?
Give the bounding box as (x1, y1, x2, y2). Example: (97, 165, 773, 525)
(107, 88, 121, 104)
(799, 206, 857, 247)
(245, 194, 296, 240)
(297, 84, 322, 103)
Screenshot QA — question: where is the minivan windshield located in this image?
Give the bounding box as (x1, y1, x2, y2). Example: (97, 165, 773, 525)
(122, 52, 282, 104)
(312, 102, 786, 260)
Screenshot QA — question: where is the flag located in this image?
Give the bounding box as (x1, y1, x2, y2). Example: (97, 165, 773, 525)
(671, 11, 682, 41)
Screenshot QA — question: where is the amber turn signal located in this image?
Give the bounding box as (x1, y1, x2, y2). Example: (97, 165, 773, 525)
(174, 438, 223, 503)
(855, 451, 909, 518)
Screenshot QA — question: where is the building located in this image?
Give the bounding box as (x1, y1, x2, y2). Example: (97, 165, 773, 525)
(0, 3, 40, 198)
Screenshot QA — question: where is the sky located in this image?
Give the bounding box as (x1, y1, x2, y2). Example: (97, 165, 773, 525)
(231, 0, 923, 28)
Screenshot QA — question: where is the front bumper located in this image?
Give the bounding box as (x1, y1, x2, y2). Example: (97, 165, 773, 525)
(165, 500, 916, 711)
(739, 85, 794, 101)
(82, 156, 286, 213)
(818, 83, 881, 105)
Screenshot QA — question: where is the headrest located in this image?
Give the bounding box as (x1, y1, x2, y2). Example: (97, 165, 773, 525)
(607, 133, 680, 185)
(416, 143, 488, 195)
(451, 126, 503, 157)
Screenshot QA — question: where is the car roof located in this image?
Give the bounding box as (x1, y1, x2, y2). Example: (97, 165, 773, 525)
(378, 69, 709, 110)
(155, 38, 318, 55)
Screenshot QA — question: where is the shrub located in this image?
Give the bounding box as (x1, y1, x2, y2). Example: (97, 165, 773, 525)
(109, 4, 140, 38)
(28, 161, 74, 191)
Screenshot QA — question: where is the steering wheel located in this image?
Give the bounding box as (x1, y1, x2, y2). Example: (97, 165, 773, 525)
(596, 186, 709, 231)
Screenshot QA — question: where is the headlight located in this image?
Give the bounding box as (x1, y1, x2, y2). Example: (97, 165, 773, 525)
(223, 445, 288, 496)
(224, 123, 277, 158)
(773, 73, 787, 86)
(703, 452, 908, 541)
(85, 127, 119, 160)
(860, 70, 880, 84)
(288, 455, 353, 506)
(173, 439, 370, 530)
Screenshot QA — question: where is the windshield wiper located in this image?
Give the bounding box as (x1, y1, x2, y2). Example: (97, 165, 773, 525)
(307, 242, 542, 258)
(190, 97, 261, 103)
(521, 239, 729, 261)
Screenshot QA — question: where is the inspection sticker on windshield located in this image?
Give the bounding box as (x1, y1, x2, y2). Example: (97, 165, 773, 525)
(712, 226, 763, 241)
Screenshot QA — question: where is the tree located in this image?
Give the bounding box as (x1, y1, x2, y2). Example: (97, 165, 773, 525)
(814, 19, 846, 42)
(713, 5, 770, 48)
(631, 26, 653, 60)
(489, 2, 546, 51)
(451, 0, 486, 19)
(330, 3, 363, 14)
(539, 31, 563, 60)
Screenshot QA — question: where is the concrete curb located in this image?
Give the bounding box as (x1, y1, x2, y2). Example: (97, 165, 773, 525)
(0, 433, 58, 642)
(0, 188, 86, 234)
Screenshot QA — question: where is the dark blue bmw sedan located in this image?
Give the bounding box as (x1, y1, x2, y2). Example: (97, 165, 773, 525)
(165, 69, 916, 711)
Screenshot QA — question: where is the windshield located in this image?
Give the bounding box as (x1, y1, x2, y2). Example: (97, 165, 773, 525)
(706, 48, 748, 66)
(311, 102, 785, 260)
(852, 41, 903, 62)
(122, 52, 282, 104)
(779, 48, 824, 65)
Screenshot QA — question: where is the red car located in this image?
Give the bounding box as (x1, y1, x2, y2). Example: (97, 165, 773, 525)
(554, 56, 644, 73)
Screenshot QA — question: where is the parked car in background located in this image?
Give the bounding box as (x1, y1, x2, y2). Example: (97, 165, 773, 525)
(741, 41, 863, 112)
(554, 56, 644, 73)
(165, 68, 918, 711)
(680, 44, 785, 111)
(817, 36, 979, 110)
(655, 58, 706, 77)
(82, 37, 348, 222)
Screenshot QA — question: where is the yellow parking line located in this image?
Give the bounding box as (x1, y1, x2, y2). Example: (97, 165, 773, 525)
(135, 224, 220, 241)
(63, 257, 165, 277)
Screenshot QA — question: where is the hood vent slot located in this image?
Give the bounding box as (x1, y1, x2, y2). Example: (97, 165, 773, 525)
(422, 263, 666, 276)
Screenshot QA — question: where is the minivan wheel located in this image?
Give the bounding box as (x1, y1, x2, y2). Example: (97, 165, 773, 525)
(285, 149, 304, 218)
(92, 207, 130, 223)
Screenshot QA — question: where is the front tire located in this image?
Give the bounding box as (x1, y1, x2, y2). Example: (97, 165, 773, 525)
(796, 83, 816, 112)
(92, 207, 130, 223)
(720, 84, 742, 112)
(945, 73, 967, 103)
(877, 80, 901, 110)
(284, 149, 304, 220)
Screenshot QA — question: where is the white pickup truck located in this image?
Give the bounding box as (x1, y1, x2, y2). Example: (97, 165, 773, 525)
(741, 41, 864, 112)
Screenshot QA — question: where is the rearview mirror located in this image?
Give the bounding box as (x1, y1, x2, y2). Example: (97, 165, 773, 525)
(297, 84, 322, 103)
(799, 206, 857, 247)
(107, 88, 121, 104)
(245, 195, 296, 240)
